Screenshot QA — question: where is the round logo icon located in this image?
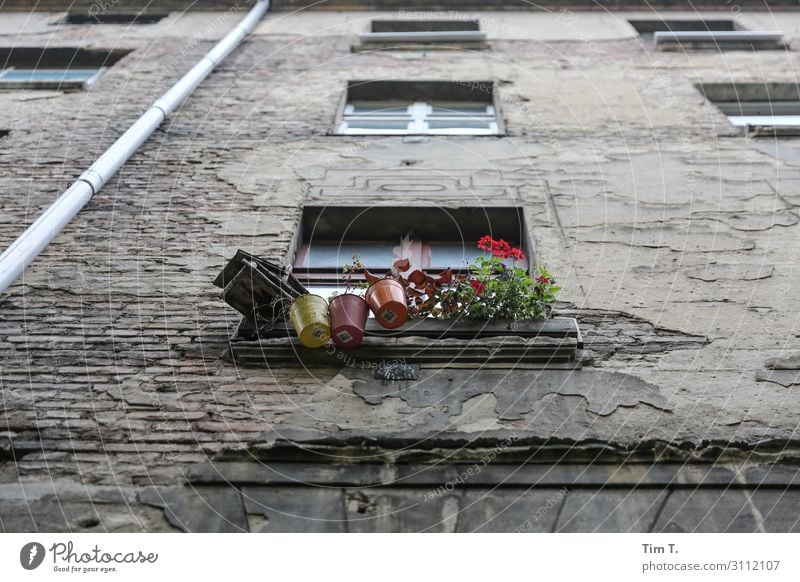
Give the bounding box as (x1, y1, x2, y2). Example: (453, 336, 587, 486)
(20, 542, 45, 570)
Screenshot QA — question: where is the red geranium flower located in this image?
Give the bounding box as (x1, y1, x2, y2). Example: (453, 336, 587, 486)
(492, 239, 512, 258)
(508, 248, 525, 261)
(536, 275, 551, 284)
(470, 280, 486, 296)
(477, 235, 494, 252)
(478, 235, 525, 261)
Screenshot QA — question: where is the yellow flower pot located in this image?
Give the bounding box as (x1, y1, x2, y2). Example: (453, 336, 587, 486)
(289, 294, 331, 349)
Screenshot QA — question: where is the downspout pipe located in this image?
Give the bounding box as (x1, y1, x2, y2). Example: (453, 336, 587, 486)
(0, 0, 270, 295)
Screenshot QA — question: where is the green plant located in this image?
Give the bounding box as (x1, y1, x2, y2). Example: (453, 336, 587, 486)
(365, 258, 453, 319)
(336, 240, 561, 321)
(430, 236, 560, 321)
(329, 255, 369, 300)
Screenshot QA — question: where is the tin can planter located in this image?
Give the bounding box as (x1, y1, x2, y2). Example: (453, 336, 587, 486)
(365, 279, 408, 329)
(328, 294, 369, 349)
(288, 294, 331, 348)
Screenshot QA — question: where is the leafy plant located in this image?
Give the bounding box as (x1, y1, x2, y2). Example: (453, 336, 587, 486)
(430, 236, 560, 321)
(365, 258, 454, 318)
(329, 255, 369, 300)
(335, 239, 561, 321)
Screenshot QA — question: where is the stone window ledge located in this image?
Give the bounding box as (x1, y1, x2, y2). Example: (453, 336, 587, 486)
(227, 316, 582, 369)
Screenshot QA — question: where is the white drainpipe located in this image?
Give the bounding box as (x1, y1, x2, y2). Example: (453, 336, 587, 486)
(0, 0, 270, 295)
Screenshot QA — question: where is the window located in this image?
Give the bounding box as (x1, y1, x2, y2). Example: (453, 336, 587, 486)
(335, 81, 502, 136)
(60, 12, 169, 25)
(698, 83, 800, 136)
(217, 206, 582, 365)
(293, 205, 530, 298)
(628, 19, 784, 50)
(358, 19, 486, 46)
(629, 19, 740, 38)
(0, 47, 128, 91)
(0, 68, 103, 90)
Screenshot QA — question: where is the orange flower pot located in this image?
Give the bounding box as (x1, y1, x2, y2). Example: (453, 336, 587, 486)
(365, 279, 408, 329)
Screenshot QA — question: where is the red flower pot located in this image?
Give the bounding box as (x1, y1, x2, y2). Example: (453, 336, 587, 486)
(365, 279, 408, 329)
(328, 294, 369, 349)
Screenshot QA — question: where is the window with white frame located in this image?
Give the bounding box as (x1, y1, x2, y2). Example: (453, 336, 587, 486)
(358, 19, 487, 45)
(0, 47, 128, 91)
(628, 19, 785, 50)
(698, 83, 800, 136)
(336, 81, 502, 136)
(0, 68, 104, 90)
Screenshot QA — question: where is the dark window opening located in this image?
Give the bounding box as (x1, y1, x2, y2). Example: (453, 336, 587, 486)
(357, 18, 487, 51)
(0, 47, 130, 68)
(0, 47, 129, 91)
(335, 80, 502, 136)
(292, 205, 530, 295)
(371, 20, 480, 33)
(697, 83, 800, 136)
(628, 19, 784, 50)
(629, 19, 740, 37)
(61, 12, 169, 25)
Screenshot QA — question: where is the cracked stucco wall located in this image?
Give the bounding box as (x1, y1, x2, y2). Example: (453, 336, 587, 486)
(1, 9, 800, 531)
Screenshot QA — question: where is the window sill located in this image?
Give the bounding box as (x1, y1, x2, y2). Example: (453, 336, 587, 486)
(352, 41, 490, 52)
(227, 316, 582, 369)
(0, 80, 90, 91)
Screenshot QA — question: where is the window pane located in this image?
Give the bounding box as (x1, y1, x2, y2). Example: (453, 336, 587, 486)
(428, 243, 526, 270)
(427, 119, 494, 130)
(348, 101, 411, 116)
(428, 243, 475, 268)
(343, 119, 411, 131)
(305, 243, 395, 269)
(428, 103, 492, 117)
(727, 115, 800, 127)
(305, 285, 345, 301)
(716, 101, 800, 116)
(1, 69, 98, 82)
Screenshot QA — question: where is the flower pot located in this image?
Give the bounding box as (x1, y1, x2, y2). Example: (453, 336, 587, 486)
(329, 294, 368, 348)
(288, 294, 330, 348)
(365, 279, 408, 329)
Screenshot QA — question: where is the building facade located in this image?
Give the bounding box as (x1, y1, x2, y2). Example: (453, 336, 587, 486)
(1, 1, 800, 532)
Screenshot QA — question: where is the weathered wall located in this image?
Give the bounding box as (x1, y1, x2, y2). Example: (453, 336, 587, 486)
(3, 1, 800, 11)
(2, 9, 800, 531)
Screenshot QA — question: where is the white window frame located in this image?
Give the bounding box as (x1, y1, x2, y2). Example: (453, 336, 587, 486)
(712, 100, 800, 133)
(338, 101, 499, 136)
(654, 30, 785, 50)
(0, 67, 105, 90)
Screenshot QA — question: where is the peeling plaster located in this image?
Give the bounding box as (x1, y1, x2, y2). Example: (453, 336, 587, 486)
(348, 368, 672, 420)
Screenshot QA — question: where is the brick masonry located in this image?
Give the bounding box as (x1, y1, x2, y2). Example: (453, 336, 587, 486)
(1, 6, 800, 531)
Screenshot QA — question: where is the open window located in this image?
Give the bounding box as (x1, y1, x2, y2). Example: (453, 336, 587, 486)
(357, 19, 487, 50)
(0, 47, 129, 91)
(697, 83, 800, 136)
(335, 81, 502, 136)
(216, 205, 581, 367)
(292, 205, 530, 299)
(628, 19, 785, 51)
